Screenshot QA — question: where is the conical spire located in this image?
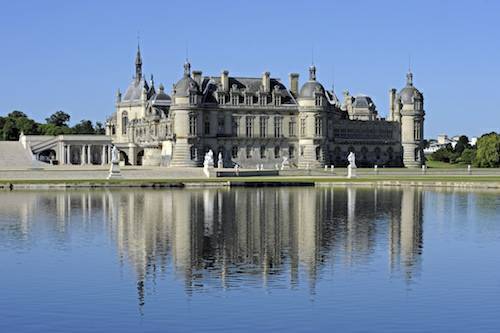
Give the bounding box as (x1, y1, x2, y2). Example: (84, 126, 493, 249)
(135, 44, 143, 81)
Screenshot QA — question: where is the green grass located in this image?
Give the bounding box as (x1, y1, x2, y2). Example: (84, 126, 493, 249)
(426, 160, 467, 169)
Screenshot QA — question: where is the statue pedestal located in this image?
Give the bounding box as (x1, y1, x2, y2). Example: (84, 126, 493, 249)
(107, 162, 122, 179)
(347, 165, 357, 179)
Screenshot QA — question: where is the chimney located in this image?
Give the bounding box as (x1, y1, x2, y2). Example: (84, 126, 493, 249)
(262, 71, 270, 93)
(192, 70, 202, 86)
(389, 88, 397, 121)
(289, 73, 299, 97)
(221, 70, 229, 92)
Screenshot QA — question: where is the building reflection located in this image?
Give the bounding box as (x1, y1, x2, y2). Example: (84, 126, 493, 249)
(0, 186, 428, 305)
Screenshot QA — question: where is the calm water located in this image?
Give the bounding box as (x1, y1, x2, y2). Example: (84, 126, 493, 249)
(0, 187, 499, 332)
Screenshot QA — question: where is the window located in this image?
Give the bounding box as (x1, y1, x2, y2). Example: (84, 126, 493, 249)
(274, 95, 281, 106)
(315, 117, 323, 137)
(190, 94, 197, 105)
(231, 146, 238, 158)
(232, 116, 239, 136)
(315, 94, 322, 106)
(245, 94, 253, 105)
(204, 118, 210, 135)
(190, 146, 197, 160)
(300, 118, 306, 136)
(274, 117, 282, 138)
(245, 117, 253, 137)
(316, 146, 321, 161)
(121, 111, 128, 135)
(217, 117, 225, 135)
(274, 146, 280, 158)
(260, 146, 266, 159)
(231, 94, 239, 105)
(246, 147, 252, 158)
(289, 146, 295, 158)
(259, 94, 267, 106)
(289, 119, 296, 137)
(259, 117, 267, 138)
(189, 114, 197, 135)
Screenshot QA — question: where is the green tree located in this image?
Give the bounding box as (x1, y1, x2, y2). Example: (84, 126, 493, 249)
(72, 120, 96, 134)
(46, 111, 71, 127)
(474, 133, 500, 168)
(39, 123, 72, 136)
(1, 111, 40, 140)
(430, 146, 456, 163)
(94, 122, 105, 134)
(457, 148, 476, 165)
(454, 135, 470, 155)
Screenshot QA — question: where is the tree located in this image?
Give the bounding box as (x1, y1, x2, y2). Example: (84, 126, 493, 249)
(454, 135, 470, 155)
(457, 148, 476, 165)
(46, 111, 71, 127)
(72, 120, 96, 134)
(94, 122, 105, 134)
(474, 133, 500, 168)
(1, 111, 40, 140)
(430, 146, 456, 163)
(39, 123, 72, 136)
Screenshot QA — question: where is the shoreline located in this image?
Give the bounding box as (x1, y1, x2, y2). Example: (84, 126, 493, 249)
(1, 176, 500, 190)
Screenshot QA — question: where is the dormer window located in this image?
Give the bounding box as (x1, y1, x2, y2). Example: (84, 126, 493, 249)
(245, 93, 253, 105)
(231, 94, 239, 105)
(189, 93, 197, 105)
(315, 94, 322, 106)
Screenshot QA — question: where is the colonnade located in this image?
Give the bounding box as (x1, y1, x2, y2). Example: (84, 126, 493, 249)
(62, 144, 113, 165)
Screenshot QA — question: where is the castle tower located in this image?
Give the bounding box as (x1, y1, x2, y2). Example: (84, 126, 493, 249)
(296, 65, 327, 169)
(398, 71, 425, 167)
(169, 61, 202, 167)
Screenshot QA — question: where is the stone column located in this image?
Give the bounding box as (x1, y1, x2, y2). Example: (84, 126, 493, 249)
(107, 145, 112, 163)
(66, 145, 71, 165)
(87, 145, 92, 164)
(101, 145, 106, 165)
(81, 145, 86, 165)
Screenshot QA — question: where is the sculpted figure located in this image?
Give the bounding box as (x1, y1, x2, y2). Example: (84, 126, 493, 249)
(347, 151, 356, 168)
(111, 145, 119, 163)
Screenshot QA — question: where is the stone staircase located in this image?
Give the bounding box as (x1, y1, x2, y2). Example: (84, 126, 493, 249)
(0, 141, 44, 168)
(169, 141, 199, 167)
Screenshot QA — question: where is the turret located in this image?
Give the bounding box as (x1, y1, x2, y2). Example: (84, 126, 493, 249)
(399, 71, 425, 167)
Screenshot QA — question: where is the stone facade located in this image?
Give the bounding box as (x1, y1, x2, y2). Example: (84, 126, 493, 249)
(106, 47, 425, 168)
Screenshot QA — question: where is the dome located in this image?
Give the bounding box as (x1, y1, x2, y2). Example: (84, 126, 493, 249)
(173, 76, 199, 97)
(299, 81, 325, 98)
(352, 95, 374, 108)
(399, 72, 422, 104)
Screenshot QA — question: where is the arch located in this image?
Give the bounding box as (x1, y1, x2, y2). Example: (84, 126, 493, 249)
(119, 151, 129, 165)
(260, 146, 266, 159)
(136, 150, 144, 166)
(231, 146, 238, 159)
(274, 146, 280, 159)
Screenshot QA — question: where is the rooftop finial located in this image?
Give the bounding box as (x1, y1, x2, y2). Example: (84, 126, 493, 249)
(183, 60, 191, 77)
(309, 64, 317, 81)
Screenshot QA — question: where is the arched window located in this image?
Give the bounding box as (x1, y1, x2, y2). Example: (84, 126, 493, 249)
(274, 146, 280, 158)
(121, 111, 128, 135)
(289, 146, 295, 158)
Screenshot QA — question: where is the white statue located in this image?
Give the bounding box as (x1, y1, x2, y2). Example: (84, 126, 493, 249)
(217, 152, 223, 168)
(347, 151, 356, 168)
(281, 156, 290, 170)
(111, 145, 120, 164)
(203, 149, 214, 168)
(107, 145, 122, 179)
(347, 151, 357, 178)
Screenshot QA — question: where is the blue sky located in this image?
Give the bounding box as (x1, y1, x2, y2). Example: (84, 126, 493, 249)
(0, 0, 498, 138)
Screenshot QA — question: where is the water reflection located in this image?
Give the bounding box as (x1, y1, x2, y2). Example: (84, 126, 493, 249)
(0, 187, 439, 305)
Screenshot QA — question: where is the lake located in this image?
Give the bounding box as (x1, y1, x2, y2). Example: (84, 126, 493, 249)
(0, 187, 499, 332)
